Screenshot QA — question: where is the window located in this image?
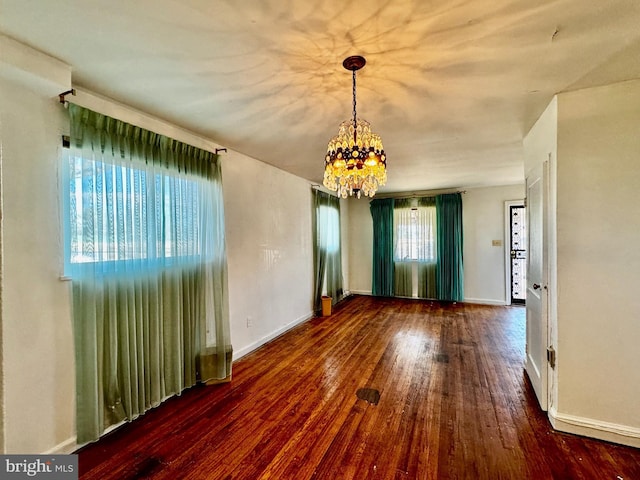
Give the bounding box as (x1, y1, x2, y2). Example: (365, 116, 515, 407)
(67, 104, 232, 444)
(66, 156, 211, 270)
(318, 204, 340, 254)
(393, 198, 437, 298)
(394, 201, 436, 262)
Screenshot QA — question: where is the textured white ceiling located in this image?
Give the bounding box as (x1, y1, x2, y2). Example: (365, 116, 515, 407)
(2, 0, 639, 192)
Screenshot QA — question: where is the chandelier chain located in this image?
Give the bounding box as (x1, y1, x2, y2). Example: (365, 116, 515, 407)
(352, 69, 357, 142)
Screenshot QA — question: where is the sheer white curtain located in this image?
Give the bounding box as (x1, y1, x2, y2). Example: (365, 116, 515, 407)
(66, 104, 231, 443)
(417, 197, 437, 298)
(393, 199, 414, 297)
(393, 197, 437, 298)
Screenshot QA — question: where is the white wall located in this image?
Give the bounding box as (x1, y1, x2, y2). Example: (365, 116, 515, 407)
(462, 185, 525, 305)
(0, 38, 316, 454)
(552, 79, 640, 446)
(346, 197, 373, 295)
(223, 153, 314, 359)
(0, 60, 75, 453)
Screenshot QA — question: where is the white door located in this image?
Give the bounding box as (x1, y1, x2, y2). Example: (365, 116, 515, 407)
(525, 160, 548, 410)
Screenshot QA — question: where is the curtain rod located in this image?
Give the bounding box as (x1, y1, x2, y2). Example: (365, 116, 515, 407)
(311, 185, 342, 198)
(374, 189, 466, 200)
(58, 89, 228, 157)
(311, 185, 465, 199)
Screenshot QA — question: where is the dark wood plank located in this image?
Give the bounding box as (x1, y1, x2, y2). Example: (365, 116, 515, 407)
(76, 295, 640, 479)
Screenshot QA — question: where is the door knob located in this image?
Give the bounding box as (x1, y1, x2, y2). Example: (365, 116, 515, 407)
(532, 283, 541, 290)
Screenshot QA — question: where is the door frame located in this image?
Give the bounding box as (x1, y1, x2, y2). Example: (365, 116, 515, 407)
(504, 199, 525, 306)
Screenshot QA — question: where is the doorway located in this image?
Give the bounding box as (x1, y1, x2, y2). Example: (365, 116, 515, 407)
(510, 204, 527, 304)
(504, 200, 526, 305)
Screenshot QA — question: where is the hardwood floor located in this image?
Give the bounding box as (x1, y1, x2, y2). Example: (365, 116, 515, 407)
(77, 295, 640, 479)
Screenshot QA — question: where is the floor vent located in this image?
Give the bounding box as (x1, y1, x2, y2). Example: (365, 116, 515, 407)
(356, 388, 380, 405)
(435, 353, 449, 363)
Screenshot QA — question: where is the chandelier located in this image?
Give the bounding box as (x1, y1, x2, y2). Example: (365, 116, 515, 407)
(323, 56, 387, 199)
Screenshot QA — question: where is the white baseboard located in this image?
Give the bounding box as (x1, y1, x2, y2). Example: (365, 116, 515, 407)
(346, 294, 507, 305)
(349, 290, 371, 295)
(549, 407, 640, 448)
(233, 311, 314, 361)
(463, 297, 508, 306)
(43, 436, 78, 455)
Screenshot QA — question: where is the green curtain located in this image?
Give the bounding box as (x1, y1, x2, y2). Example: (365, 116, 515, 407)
(312, 190, 343, 313)
(436, 193, 464, 301)
(370, 198, 394, 296)
(67, 104, 232, 443)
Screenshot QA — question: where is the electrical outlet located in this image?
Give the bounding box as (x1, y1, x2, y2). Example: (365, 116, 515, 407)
(246, 316, 252, 328)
